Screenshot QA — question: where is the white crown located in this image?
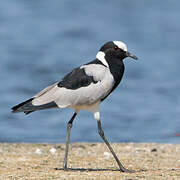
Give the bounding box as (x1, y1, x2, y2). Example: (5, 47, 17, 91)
(113, 41, 127, 52)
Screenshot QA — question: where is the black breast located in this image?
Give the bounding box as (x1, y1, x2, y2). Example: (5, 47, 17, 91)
(109, 61, 124, 92)
(101, 59, 125, 101)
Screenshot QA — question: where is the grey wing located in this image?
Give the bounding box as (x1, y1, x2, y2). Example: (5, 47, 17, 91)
(32, 64, 115, 108)
(32, 82, 58, 105)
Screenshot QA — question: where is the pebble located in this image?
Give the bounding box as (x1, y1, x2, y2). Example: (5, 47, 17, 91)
(35, 148, 42, 155)
(49, 148, 56, 155)
(103, 151, 113, 159)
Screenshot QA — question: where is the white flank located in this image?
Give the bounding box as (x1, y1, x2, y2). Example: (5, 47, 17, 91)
(113, 41, 127, 52)
(94, 111, 100, 121)
(96, 51, 109, 67)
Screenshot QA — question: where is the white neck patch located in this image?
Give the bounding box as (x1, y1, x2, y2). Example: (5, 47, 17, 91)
(96, 51, 109, 67)
(113, 41, 127, 52)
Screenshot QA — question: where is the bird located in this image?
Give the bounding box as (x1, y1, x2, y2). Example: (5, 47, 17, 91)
(12, 41, 138, 173)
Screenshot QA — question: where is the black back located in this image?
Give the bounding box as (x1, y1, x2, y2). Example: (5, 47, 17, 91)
(58, 67, 98, 90)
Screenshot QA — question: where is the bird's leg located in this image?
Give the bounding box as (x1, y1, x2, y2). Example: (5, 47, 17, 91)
(63, 112, 77, 170)
(94, 111, 134, 173)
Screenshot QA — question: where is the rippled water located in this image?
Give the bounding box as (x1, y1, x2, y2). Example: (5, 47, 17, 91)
(0, 0, 180, 143)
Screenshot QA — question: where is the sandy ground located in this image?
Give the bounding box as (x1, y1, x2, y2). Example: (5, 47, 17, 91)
(0, 143, 180, 180)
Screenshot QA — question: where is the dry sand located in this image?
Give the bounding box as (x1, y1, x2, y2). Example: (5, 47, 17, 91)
(0, 143, 180, 179)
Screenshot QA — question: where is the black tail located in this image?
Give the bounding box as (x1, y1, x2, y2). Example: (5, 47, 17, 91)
(11, 98, 58, 115)
(11, 98, 35, 115)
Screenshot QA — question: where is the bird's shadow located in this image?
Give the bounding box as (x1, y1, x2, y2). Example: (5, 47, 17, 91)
(55, 167, 120, 172)
(54, 167, 144, 172)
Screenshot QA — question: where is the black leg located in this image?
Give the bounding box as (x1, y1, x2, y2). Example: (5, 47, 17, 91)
(63, 112, 77, 170)
(97, 120, 134, 173)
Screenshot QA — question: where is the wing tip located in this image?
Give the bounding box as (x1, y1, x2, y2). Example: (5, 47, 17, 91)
(11, 98, 34, 113)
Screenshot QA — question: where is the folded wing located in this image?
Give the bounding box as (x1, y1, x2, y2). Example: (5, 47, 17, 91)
(12, 61, 115, 114)
(33, 63, 114, 108)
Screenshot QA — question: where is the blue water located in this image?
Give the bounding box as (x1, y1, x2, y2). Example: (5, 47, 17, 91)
(0, 0, 180, 143)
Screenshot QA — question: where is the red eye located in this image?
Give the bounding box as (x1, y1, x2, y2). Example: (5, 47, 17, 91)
(114, 45, 119, 51)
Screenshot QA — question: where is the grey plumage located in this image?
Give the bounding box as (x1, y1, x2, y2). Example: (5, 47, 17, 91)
(12, 63, 114, 114)
(33, 64, 114, 111)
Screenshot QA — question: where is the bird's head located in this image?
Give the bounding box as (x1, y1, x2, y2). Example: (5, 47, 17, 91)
(96, 41, 138, 64)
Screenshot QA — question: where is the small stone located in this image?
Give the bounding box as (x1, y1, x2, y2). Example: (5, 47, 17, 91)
(151, 148, 157, 152)
(49, 148, 56, 155)
(103, 152, 113, 159)
(35, 148, 42, 155)
(90, 144, 96, 147)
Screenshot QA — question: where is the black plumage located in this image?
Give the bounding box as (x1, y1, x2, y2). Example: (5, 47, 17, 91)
(57, 67, 98, 90)
(12, 98, 58, 114)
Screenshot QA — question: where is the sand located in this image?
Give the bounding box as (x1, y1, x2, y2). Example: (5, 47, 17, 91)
(0, 143, 180, 179)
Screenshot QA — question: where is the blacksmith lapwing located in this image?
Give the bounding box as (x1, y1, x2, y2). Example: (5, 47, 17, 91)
(12, 41, 138, 172)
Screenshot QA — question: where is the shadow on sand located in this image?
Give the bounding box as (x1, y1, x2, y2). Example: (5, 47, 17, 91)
(54, 167, 145, 172)
(55, 167, 121, 172)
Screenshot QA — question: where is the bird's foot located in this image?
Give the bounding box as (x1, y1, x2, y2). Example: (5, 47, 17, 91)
(120, 168, 136, 173)
(63, 164, 68, 171)
(120, 167, 135, 173)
